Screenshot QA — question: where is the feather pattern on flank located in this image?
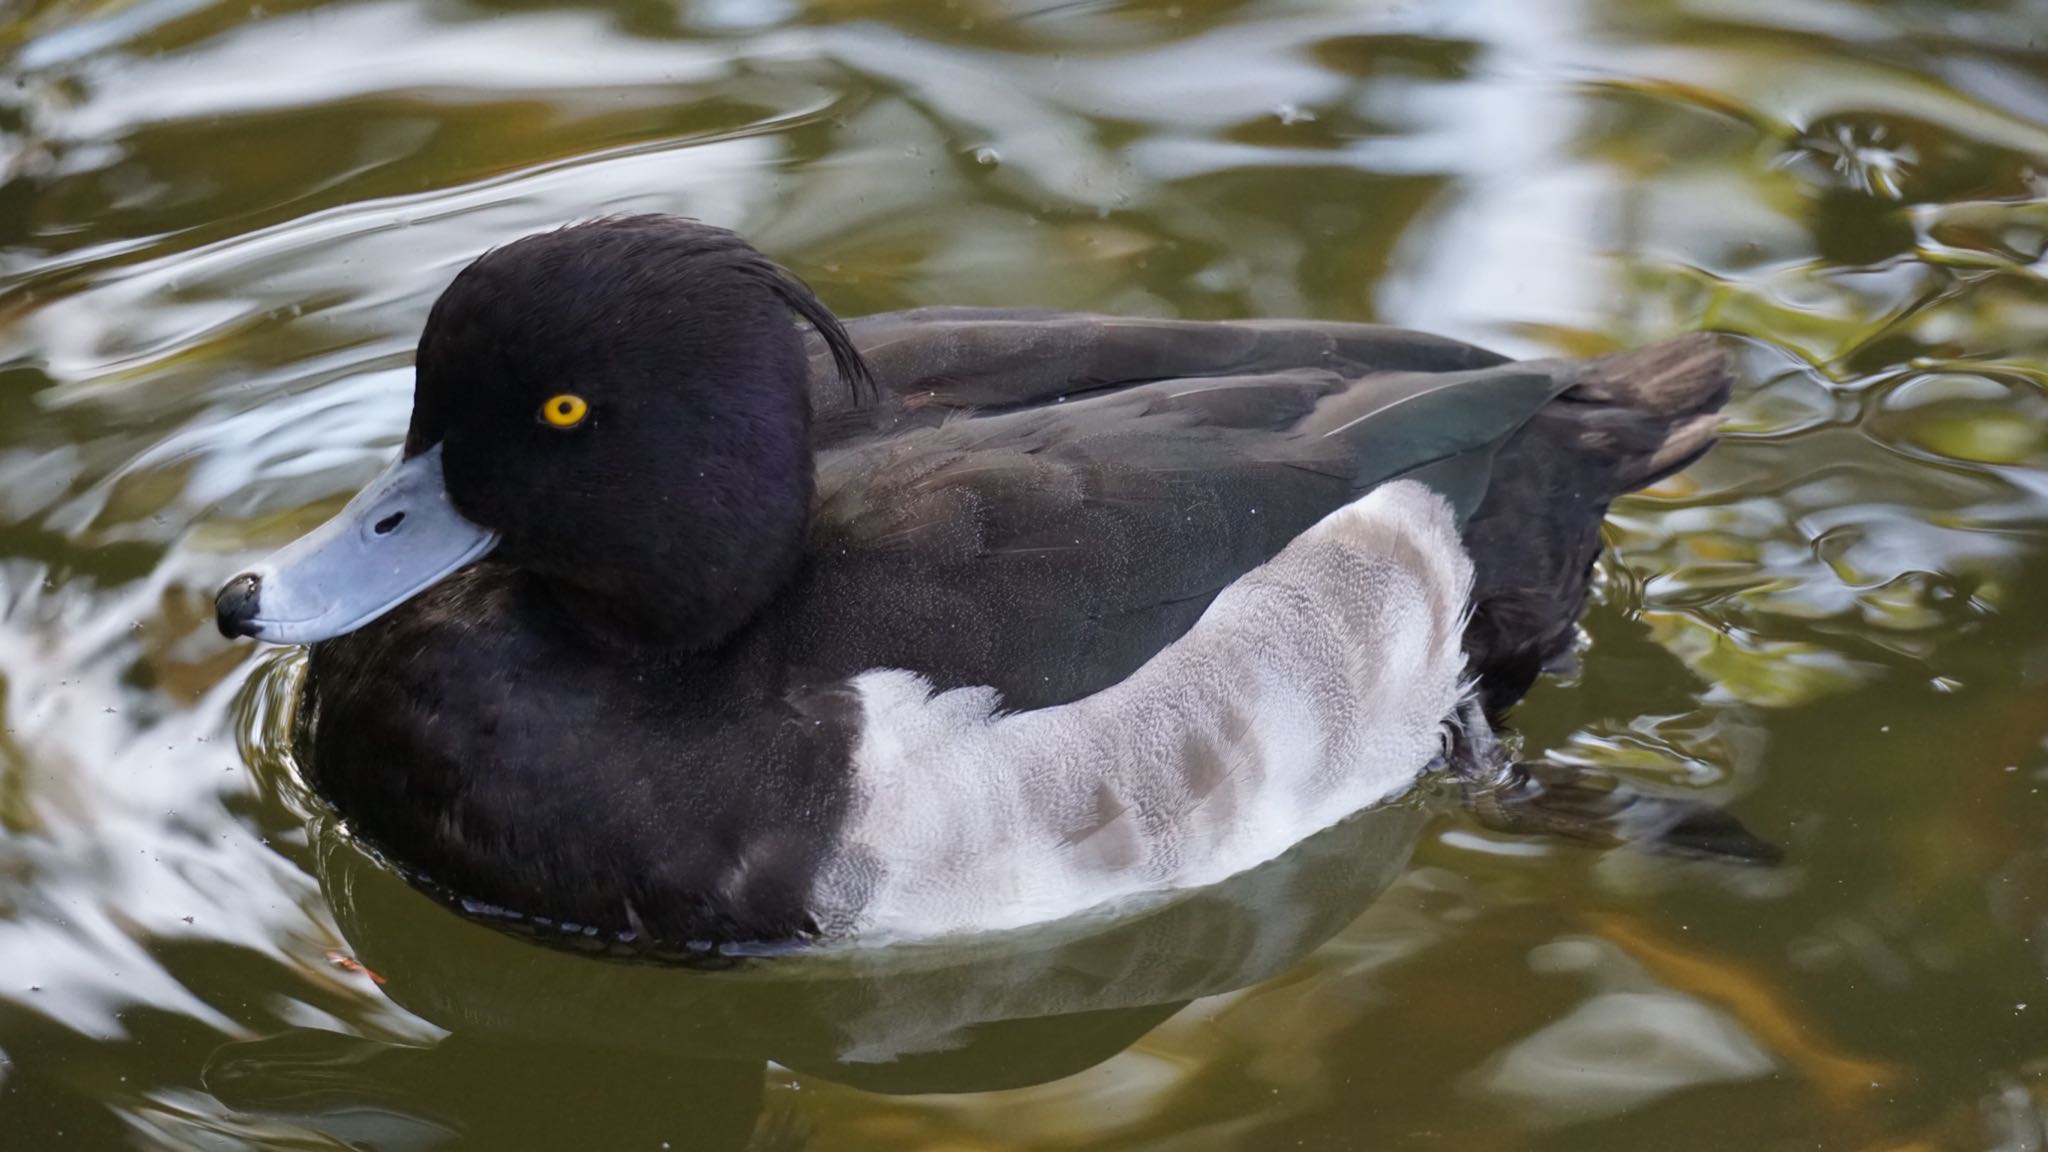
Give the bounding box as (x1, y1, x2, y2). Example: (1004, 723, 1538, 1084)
(813, 480, 1474, 940)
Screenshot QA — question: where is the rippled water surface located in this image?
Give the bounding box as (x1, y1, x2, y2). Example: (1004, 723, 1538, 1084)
(4, 0, 2048, 1147)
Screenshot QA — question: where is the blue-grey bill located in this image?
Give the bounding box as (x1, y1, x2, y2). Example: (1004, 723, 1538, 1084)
(228, 445, 498, 644)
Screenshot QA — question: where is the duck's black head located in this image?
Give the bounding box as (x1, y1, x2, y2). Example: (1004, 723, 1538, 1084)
(216, 215, 871, 650)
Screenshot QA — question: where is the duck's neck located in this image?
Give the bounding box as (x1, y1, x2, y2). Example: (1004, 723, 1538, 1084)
(534, 555, 801, 655)
(520, 463, 816, 655)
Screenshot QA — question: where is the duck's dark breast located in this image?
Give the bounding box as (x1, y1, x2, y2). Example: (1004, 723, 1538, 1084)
(302, 563, 867, 948)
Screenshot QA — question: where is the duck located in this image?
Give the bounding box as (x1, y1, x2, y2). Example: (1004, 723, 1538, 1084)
(215, 213, 1736, 952)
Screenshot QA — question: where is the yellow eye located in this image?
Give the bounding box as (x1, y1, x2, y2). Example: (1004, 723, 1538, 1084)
(540, 393, 589, 428)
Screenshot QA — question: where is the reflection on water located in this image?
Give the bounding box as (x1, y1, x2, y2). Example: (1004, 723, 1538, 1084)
(284, 788, 1423, 1090)
(3, 0, 2048, 1147)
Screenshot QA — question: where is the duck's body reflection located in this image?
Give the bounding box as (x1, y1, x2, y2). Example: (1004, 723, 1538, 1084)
(206, 802, 1428, 1146)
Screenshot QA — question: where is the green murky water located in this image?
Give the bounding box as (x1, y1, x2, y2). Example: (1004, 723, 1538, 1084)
(4, 0, 2048, 1147)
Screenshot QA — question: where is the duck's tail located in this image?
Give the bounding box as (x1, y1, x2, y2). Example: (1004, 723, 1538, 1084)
(1460, 334, 1734, 719)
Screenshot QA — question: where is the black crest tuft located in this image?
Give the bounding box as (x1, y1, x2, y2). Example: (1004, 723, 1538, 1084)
(585, 214, 874, 404)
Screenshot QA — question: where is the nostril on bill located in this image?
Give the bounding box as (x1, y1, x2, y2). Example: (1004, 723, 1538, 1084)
(373, 512, 406, 536)
(215, 573, 263, 639)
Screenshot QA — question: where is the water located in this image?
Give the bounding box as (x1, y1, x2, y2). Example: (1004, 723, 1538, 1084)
(2, 0, 2047, 1146)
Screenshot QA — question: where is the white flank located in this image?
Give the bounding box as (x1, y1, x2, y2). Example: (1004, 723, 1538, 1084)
(811, 479, 1475, 941)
